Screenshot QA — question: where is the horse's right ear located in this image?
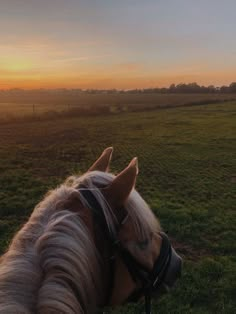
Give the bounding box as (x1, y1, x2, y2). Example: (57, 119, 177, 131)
(88, 147, 113, 172)
(103, 157, 138, 209)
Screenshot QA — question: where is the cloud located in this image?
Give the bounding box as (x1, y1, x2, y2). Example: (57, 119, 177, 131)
(51, 53, 113, 64)
(116, 62, 142, 72)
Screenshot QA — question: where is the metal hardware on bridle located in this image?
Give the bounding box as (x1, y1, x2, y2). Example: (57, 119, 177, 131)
(79, 187, 182, 314)
(123, 231, 173, 314)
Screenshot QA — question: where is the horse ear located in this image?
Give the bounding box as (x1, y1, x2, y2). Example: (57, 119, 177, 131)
(88, 147, 113, 172)
(103, 157, 138, 209)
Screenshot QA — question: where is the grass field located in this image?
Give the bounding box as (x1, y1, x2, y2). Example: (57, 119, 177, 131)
(0, 101, 235, 313)
(1, 93, 236, 123)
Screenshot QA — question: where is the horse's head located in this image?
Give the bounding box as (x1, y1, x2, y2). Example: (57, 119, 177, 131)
(71, 147, 182, 312)
(0, 147, 182, 314)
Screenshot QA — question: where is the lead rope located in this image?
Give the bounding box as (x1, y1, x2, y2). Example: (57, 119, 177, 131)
(144, 293, 151, 314)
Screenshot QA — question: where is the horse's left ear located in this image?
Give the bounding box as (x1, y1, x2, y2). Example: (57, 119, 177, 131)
(103, 157, 138, 209)
(88, 147, 113, 172)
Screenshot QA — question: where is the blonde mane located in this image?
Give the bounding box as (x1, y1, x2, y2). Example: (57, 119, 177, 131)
(0, 170, 159, 313)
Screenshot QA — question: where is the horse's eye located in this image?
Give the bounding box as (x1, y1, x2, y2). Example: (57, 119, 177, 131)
(137, 239, 149, 250)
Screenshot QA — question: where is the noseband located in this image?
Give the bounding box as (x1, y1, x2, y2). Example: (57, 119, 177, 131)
(79, 188, 182, 314)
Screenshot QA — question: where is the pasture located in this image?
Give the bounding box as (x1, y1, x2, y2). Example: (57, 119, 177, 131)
(1, 93, 236, 123)
(0, 101, 235, 313)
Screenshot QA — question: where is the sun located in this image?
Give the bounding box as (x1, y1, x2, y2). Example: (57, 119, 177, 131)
(3, 57, 34, 73)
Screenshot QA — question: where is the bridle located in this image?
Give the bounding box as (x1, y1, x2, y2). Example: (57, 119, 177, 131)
(79, 188, 182, 314)
(109, 231, 173, 314)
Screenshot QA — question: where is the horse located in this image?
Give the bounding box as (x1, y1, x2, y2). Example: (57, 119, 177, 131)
(0, 147, 182, 314)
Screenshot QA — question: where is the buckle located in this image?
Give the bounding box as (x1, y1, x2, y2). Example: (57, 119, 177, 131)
(153, 275, 159, 287)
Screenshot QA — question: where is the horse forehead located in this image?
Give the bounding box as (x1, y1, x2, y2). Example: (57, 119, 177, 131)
(118, 218, 142, 243)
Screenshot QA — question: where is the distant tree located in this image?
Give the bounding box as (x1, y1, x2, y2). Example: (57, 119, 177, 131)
(169, 84, 176, 93)
(229, 82, 236, 92)
(220, 85, 229, 93)
(176, 83, 188, 93)
(207, 85, 216, 93)
(188, 82, 201, 93)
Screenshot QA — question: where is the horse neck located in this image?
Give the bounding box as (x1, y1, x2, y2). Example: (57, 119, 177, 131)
(0, 207, 46, 313)
(0, 194, 105, 313)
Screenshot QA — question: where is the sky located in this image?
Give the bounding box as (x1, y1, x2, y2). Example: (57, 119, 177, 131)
(0, 0, 236, 89)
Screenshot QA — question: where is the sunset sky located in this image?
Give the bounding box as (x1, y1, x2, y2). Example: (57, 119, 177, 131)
(0, 0, 236, 89)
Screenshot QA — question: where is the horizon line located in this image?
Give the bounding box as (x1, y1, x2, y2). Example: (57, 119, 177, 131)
(1, 81, 236, 92)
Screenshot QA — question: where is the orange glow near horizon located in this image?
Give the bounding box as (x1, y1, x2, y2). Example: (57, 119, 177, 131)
(1, 45, 235, 89)
(1, 67, 236, 90)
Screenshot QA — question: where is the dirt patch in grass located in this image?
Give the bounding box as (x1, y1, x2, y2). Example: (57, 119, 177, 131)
(170, 237, 210, 261)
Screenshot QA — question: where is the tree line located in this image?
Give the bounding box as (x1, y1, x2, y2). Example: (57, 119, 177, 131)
(121, 82, 236, 94)
(0, 82, 236, 95)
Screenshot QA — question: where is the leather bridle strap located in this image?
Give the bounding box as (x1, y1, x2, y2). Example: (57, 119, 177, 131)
(124, 233, 172, 314)
(78, 187, 119, 303)
(78, 187, 114, 238)
(78, 187, 172, 314)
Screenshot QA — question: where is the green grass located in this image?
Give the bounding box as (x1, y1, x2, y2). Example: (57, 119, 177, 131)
(0, 101, 235, 313)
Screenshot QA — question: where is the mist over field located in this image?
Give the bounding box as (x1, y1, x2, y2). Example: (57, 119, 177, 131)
(1, 85, 236, 124)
